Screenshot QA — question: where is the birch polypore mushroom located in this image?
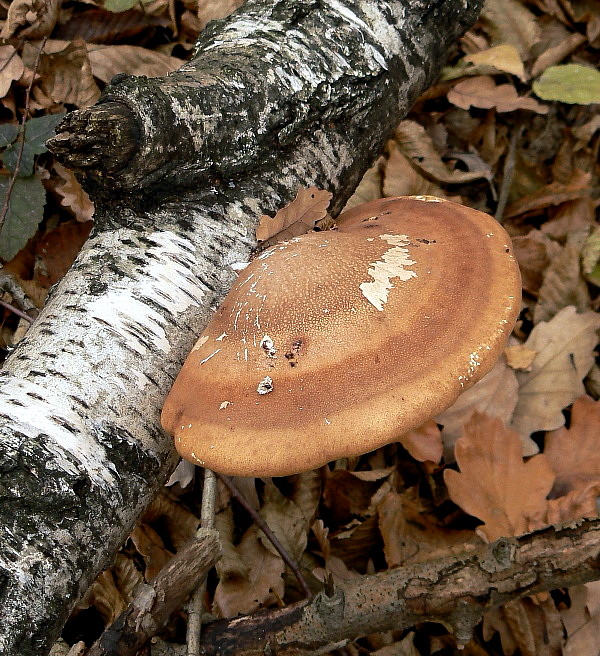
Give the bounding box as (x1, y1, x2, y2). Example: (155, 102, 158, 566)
(161, 196, 521, 477)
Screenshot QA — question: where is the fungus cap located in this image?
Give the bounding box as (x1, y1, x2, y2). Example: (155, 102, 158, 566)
(161, 196, 521, 477)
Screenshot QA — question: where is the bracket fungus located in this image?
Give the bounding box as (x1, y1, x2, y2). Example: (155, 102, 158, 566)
(161, 196, 521, 477)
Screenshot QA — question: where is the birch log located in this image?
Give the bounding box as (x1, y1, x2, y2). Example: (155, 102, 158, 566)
(0, 1, 483, 654)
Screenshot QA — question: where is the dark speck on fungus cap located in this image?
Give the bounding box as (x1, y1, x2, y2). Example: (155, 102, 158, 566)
(161, 196, 522, 477)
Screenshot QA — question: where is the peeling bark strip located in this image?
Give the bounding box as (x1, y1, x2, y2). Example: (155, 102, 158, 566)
(199, 520, 600, 655)
(1, 2, 483, 655)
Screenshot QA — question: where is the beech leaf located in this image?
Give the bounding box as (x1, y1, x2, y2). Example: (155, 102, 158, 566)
(444, 412, 554, 541)
(0, 46, 25, 99)
(533, 64, 600, 105)
(397, 420, 443, 464)
(512, 306, 600, 438)
(255, 186, 332, 244)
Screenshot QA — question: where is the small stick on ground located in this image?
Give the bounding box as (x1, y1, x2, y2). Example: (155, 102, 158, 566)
(216, 472, 313, 599)
(186, 468, 218, 656)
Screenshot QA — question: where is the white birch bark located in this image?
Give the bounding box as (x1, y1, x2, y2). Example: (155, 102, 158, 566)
(0, 1, 483, 654)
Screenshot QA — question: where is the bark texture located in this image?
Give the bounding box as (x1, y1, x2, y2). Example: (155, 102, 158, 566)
(0, 1, 483, 655)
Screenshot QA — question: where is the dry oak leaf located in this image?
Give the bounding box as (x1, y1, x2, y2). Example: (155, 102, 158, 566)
(511, 306, 600, 438)
(448, 76, 548, 113)
(0, 46, 25, 99)
(436, 356, 524, 459)
(444, 412, 555, 542)
(255, 187, 332, 245)
(213, 524, 284, 617)
(544, 395, 600, 496)
(53, 161, 94, 223)
(545, 483, 600, 525)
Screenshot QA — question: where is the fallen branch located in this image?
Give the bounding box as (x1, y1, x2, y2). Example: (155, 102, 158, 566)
(197, 519, 600, 655)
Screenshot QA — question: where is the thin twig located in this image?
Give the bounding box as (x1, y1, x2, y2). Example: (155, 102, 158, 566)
(0, 271, 39, 315)
(216, 472, 313, 600)
(0, 36, 47, 236)
(0, 298, 34, 322)
(186, 468, 217, 656)
(495, 124, 523, 222)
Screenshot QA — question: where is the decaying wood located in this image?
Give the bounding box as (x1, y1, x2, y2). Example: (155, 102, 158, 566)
(197, 519, 600, 655)
(86, 528, 221, 656)
(0, 1, 483, 655)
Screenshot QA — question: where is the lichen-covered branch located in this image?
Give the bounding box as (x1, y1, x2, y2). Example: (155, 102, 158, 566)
(198, 519, 600, 655)
(0, 1, 483, 655)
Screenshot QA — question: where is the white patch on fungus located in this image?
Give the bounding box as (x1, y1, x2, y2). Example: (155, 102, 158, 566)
(359, 234, 416, 311)
(215, 333, 228, 341)
(412, 195, 443, 202)
(260, 335, 277, 358)
(257, 376, 273, 395)
(219, 401, 232, 409)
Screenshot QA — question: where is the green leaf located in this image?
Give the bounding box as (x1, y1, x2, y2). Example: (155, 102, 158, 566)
(0, 124, 18, 149)
(2, 113, 65, 177)
(104, 0, 151, 11)
(0, 174, 46, 261)
(533, 64, 600, 105)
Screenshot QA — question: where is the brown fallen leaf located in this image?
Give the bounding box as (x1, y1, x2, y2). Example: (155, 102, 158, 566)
(255, 187, 332, 244)
(562, 582, 600, 656)
(86, 44, 184, 83)
(444, 412, 554, 542)
(531, 32, 587, 78)
(54, 162, 95, 223)
(436, 357, 523, 459)
(533, 229, 591, 324)
(480, 0, 541, 59)
(394, 120, 492, 184)
(511, 306, 600, 438)
(0, 0, 61, 39)
(460, 45, 526, 80)
(397, 419, 443, 464)
(447, 76, 548, 113)
(511, 229, 562, 295)
(32, 39, 101, 108)
(343, 155, 384, 210)
(0, 46, 25, 99)
(504, 344, 537, 371)
(130, 524, 173, 582)
(505, 170, 591, 219)
(197, 0, 245, 30)
(545, 483, 600, 524)
(382, 143, 445, 199)
(544, 396, 600, 496)
(213, 524, 285, 617)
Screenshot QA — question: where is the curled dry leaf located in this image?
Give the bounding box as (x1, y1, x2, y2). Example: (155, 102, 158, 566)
(0, 0, 61, 39)
(213, 524, 285, 617)
(0, 46, 25, 99)
(443, 44, 526, 81)
(255, 186, 332, 245)
(505, 170, 591, 219)
(382, 143, 445, 199)
(530, 33, 587, 78)
(34, 39, 101, 108)
(436, 357, 523, 459)
(544, 395, 600, 496)
(397, 419, 443, 464)
(197, 0, 245, 30)
(480, 0, 541, 59)
(533, 229, 591, 324)
(342, 156, 384, 210)
(130, 524, 172, 582)
(394, 120, 492, 184)
(562, 582, 600, 656)
(512, 306, 600, 438)
(444, 412, 555, 542)
(54, 162, 94, 223)
(447, 76, 548, 114)
(504, 344, 537, 371)
(86, 44, 184, 83)
(511, 230, 562, 295)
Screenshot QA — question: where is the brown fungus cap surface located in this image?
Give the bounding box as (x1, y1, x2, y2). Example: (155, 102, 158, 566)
(161, 196, 521, 477)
